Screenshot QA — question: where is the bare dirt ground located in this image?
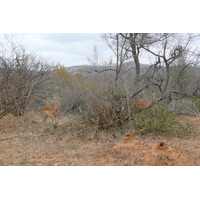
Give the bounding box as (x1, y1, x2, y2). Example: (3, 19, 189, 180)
(1, 112, 200, 166)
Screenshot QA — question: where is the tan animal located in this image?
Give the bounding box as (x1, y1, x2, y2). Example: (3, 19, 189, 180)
(134, 92, 156, 109)
(42, 98, 59, 123)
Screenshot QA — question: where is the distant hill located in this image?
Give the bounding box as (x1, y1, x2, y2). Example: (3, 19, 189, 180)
(65, 62, 151, 75)
(65, 62, 200, 79)
(66, 65, 92, 74)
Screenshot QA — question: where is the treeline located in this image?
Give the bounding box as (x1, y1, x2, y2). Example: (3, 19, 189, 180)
(1, 33, 200, 136)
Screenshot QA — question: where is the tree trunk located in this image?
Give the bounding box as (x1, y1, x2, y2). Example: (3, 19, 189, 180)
(130, 33, 140, 91)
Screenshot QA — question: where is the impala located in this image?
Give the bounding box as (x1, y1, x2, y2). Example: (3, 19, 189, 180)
(42, 98, 59, 123)
(134, 92, 156, 109)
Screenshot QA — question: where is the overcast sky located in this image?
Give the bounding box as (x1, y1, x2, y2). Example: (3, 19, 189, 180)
(0, 33, 112, 67)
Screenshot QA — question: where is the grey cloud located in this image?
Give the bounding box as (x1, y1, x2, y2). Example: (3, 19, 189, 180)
(36, 33, 102, 44)
(0, 33, 112, 67)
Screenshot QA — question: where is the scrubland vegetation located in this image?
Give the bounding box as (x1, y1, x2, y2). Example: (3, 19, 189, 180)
(1, 33, 200, 165)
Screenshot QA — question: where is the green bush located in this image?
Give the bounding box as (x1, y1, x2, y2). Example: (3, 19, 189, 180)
(131, 106, 195, 137)
(192, 97, 200, 112)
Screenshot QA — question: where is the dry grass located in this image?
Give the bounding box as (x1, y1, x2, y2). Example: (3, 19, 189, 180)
(0, 112, 117, 166)
(1, 112, 200, 166)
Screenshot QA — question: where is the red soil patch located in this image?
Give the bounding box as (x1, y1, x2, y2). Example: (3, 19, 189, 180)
(111, 133, 189, 166)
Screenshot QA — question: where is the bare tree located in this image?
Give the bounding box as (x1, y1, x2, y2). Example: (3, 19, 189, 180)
(118, 33, 200, 103)
(119, 33, 157, 89)
(0, 35, 54, 118)
(88, 34, 131, 87)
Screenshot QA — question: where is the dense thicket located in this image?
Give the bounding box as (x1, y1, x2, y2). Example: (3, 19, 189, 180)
(0, 38, 54, 118)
